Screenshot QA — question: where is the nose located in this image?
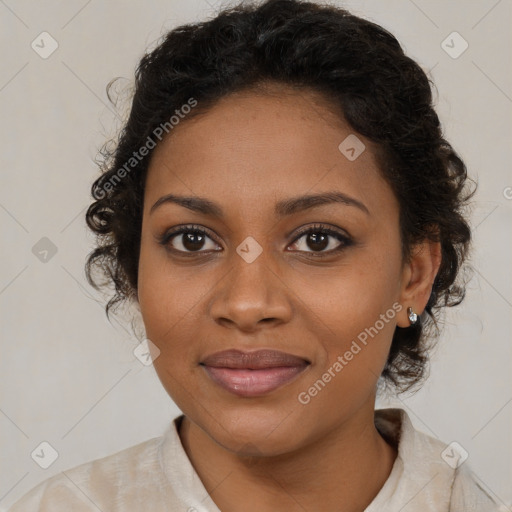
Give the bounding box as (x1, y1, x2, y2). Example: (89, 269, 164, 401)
(208, 249, 292, 333)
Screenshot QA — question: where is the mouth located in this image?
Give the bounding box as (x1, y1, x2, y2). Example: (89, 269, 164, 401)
(200, 349, 310, 398)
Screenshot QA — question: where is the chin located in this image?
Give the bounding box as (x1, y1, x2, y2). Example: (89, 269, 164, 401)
(195, 401, 309, 456)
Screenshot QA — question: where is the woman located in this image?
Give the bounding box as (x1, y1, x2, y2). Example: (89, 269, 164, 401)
(8, 0, 501, 510)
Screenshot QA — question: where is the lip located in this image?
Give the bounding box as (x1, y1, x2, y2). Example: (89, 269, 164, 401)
(200, 349, 310, 397)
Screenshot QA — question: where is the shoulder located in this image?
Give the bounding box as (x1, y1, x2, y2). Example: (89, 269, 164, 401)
(373, 408, 501, 511)
(7, 435, 165, 512)
(450, 463, 503, 512)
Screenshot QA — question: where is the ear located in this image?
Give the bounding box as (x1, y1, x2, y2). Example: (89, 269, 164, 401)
(396, 238, 442, 328)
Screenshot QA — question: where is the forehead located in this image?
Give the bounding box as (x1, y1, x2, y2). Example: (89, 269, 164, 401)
(145, 87, 396, 220)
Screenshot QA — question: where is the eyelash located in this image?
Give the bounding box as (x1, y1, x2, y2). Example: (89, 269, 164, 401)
(157, 223, 353, 258)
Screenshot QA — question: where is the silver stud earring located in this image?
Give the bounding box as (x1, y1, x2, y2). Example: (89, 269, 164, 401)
(407, 307, 418, 325)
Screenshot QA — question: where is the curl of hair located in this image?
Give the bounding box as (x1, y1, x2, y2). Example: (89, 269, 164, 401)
(85, 0, 475, 393)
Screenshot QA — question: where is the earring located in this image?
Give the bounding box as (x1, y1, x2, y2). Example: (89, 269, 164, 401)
(407, 307, 418, 325)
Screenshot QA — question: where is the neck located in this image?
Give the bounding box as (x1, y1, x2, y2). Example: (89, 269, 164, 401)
(178, 406, 398, 512)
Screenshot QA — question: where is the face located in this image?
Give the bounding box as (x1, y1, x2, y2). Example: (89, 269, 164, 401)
(138, 86, 412, 456)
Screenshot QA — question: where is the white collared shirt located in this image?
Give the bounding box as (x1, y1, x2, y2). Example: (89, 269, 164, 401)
(8, 408, 502, 511)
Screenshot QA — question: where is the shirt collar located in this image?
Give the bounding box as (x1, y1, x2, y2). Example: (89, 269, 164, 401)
(159, 408, 455, 511)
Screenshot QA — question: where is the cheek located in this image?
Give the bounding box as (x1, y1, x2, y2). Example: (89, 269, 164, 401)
(296, 239, 402, 337)
(138, 233, 203, 339)
(295, 286, 400, 426)
(137, 235, 224, 394)
(137, 245, 202, 406)
(293, 237, 402, 386)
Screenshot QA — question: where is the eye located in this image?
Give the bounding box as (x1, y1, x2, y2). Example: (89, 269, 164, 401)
(288, 224, 352, 256)
(158, 225, 221, 254)
(158, 223, 353, 257)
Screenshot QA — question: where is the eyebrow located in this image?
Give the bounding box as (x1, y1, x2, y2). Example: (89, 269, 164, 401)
(149, 191, 370, 217)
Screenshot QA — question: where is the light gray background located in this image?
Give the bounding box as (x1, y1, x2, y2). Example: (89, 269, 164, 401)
(1, 0, 511, 509)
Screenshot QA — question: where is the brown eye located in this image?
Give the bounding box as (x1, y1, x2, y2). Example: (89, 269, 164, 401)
(304, 232, 330, 251)
(289, 225, 352, 256)
(159, 226, 220, 253)
(179, 232, 208, 251)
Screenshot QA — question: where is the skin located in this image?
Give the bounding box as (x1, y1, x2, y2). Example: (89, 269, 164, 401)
(137, 84, 442, 512)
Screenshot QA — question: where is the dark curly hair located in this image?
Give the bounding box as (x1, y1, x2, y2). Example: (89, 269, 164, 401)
(85, 0, 474, 393)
